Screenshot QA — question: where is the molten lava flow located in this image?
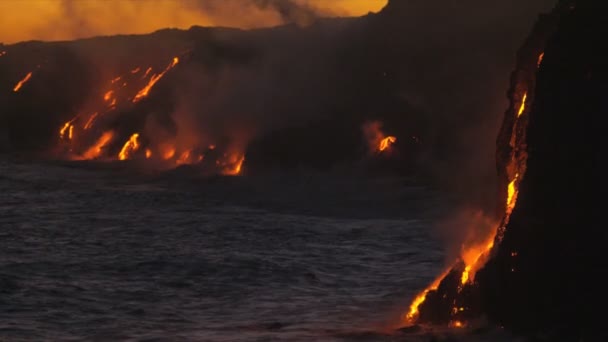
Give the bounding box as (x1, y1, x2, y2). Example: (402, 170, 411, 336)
(379, 136, 397, 152)
(459, 236, 496, 287)
(13, 72, 32, 92)
(363, 121, 397, 155)
(221, 153, 246, 176)
(405, 267, 453, 323)
(450, 321, 466, 328)
(133, 57, 179, 103)
(507, 174, 519, 214)
(104, 90, 114, 102)
(59, 116, 79, 140)
(110, 76, 122, 84)
(537, 52, 545, 68)
(131, 67, 141, 74)
(162, 145, 176, 160)
(517, 93, 528, 117)
(175, 150, 192, 165)
(59, 122, 72, 140)
(145, 149, 152, 159)
(118, 133, 140, 160)
(142, 67, 152, 78)
(84, 112, 99, 130)
(82, 131, 114, 160)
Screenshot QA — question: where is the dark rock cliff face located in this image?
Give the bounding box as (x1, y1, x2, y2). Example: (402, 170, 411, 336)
(416, 0, 607, 339)
(478, 1, 607, 337)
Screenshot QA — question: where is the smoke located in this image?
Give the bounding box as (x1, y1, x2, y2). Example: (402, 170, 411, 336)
(0, 0, 387, 44)
(0, 0, 558, 199)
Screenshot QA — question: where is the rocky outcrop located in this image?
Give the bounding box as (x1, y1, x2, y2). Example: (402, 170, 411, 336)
(416, 0, 608, 339)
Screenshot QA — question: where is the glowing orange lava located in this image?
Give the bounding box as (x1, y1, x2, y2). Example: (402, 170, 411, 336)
(459, 236, 496, 287)
(118, 133, 140, 160)
(176, 150, 192, 165)
(131, 67, 141, 74)
(379, 136, 397, 152)
(104, 90, 114, 102)
(405, 267, 453, 323)
(517, 93, 527, 117)
(145, 149, 152, 159)
(13, 72, 33, 92)
(507, 174, 519, 214)
(142, 67, 152, 78)
(133, 57, 179, 103)
(162, 146, 176, 160)
(59, 116, 78, 140)
(84, 112, 99, 130)
(537, 52, 545, 67)
(450, 320, 466, 328)
(221, 153, 245, 176)
(82, 131, 114, 160)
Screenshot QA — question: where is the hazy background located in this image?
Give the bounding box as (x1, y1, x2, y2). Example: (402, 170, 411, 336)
(0, 0, 388, 44)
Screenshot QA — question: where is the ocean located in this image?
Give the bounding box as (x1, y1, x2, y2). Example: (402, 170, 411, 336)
(0, 159, 517, 341)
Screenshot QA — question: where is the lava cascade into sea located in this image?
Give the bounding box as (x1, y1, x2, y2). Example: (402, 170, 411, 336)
(402, 1, 592, 334)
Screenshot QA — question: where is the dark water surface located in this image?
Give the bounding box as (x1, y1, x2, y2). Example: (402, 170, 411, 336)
(1, 160, 517, 341)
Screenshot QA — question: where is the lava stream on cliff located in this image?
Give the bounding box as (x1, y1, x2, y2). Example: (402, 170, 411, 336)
(403, 48, 546, 326)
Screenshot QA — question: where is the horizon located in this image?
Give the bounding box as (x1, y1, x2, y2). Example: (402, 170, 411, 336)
(0, 0, 388, 44)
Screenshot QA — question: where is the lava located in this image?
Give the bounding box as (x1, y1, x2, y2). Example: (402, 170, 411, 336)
(363, 121, 397, 155)
(84, 112, 99, 130)
(379, 136, 397, 152)
(142, 67, 152, 78)
(459, 236, 496, 287)
(133, 57, 179, 103)
(537, 52, 545, 67)
(13, 72, 33, 92)
(104, 90, 114, 102)
(162, 145, 176, 160)
(517, 92, 528, 117)
(82, 131, 114, 160)
(145, 149, 152, 159)
(118, 133, 140, 160)
(131, 67, 141, 74)
(221, 153, 246, 176)
(507, 174, 519, 214)
(59, 116, 79, 140)
(176, 150, 192, 165)
(405, 267, 453, 323)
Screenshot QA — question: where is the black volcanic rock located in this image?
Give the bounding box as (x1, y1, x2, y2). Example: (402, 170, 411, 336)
(416, 0, 608, 339)
(478, 1, 607, 337)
